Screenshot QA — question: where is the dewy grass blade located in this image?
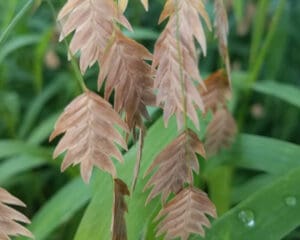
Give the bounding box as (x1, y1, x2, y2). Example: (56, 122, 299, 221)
(74, 109, 300, 240)
(193, 166, 300, 240)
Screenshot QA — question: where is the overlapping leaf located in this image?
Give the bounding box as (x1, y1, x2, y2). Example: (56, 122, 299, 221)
(50, 90, 128, 183)
(144, 129, 205, 204)
(58, 0, 132, 73)
(153, 0, 211, 129)
(99, 29, 155, 132)
(214, 0, 231, 81)
(158, 0, 211, 53)
(199, 69, 231, 113)
(112, 179, 130, 240)
(155, 187, 217, 240)
(0, 188, 33, 240)
(205, 108, 237, 156)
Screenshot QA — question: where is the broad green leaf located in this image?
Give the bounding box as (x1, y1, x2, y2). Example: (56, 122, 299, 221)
(253, 81, 300, 109)
(0, 34, 40, 63)
(204, 133, 300, 176)
(75, 112, 300, 240)
(0, 140, 51, 159)
(0, 155, 47, 184)
(226, 134, 300, 174)
(232, 174, 274, 203)
(28, 112, 59, 145)
(232, 72, 300, 109)
(18, 178, 92, 240)
(193, 167, 300, 240)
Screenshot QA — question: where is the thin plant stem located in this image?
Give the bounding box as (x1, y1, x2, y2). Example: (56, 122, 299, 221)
(0, 0, 34, 45)
(249, 0, 269, 69)
(238, 0, 286, 129)
(174, 0, 193, 183)
(46, 0, 87, 92)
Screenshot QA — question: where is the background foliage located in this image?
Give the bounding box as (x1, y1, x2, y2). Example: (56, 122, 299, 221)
(0, 0, 299, 239)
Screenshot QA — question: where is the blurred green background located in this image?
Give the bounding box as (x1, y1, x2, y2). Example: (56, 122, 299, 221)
(0, 0, 299, 239)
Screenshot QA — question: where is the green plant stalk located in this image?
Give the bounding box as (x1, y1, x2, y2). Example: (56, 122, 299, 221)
(238, 0, 286, 129)
(248, 0, 286, 86)
(0, 0, 34, 45)
(249, 0, 269, 69)
(207, 166, 233, 215)
(232, 0, 244, 22)
(46, 0, 87, 92)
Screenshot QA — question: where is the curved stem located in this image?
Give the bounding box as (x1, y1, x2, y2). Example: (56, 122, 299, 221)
(46, 0, 87, 92)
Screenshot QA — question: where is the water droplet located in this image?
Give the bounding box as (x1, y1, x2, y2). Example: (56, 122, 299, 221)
(285, 196, 297, 207)
(238, 209, 255, 228)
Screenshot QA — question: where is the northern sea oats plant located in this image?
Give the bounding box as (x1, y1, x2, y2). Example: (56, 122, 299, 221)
(0, 188, 33, 239)
(48, 0, 235, 239)
(2, 1, 299, 240)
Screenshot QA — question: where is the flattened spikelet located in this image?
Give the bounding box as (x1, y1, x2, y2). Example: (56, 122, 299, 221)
(158, 0, 211, 52)
(118, 0, 128, 12)
(112, 179, 130, 240)
(155, 187, 217, 240)
(214, 0, 231, 81)
(118, 0, 148, 12)
(99, 29, 155, 132)
(0, 188, 33, 240)
(50, 90, 129, 183)
(199, 69, 231, 113)
(58, 0, 132, 73)
(153, 0, 211, 129)
(205, 108, 237, 156)
(144, 129, 205, 204)
(141, 0, 148, 11)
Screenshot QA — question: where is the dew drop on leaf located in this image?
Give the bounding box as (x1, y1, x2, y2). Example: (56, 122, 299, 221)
(285, 196, 297, 207)
(238, 209, 255, 228)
